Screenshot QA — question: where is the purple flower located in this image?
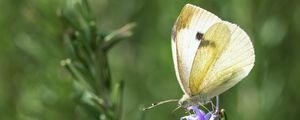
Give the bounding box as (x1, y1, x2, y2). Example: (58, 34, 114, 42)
(180, 106, 213, 120)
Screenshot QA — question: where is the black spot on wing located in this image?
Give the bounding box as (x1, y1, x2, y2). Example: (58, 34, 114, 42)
(196, 32, 203, 40)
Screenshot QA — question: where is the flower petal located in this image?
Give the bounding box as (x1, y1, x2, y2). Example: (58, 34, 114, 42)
(204, 112, 212, 120)
(208, 113, 219, 120)
(187, 106, 206, 120)
(180, 114, 196, 120)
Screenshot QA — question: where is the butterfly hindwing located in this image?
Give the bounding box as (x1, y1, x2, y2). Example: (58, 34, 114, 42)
(199, 22, 255, 98)
(189, 22, 231, 95)
(189, 21, 255, 97)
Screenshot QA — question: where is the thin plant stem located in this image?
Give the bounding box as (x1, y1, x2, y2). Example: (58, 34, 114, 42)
(216, 96, 219, 112)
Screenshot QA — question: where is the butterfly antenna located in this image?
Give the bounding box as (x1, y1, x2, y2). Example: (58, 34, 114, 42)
(143, 99, 178, 111)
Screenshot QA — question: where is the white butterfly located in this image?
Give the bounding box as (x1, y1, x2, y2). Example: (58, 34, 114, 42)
(144, 3, 255, 110)
(172, 4, 255, 108)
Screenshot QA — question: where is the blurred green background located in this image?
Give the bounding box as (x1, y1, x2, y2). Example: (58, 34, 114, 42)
(1, 0, 300, 120)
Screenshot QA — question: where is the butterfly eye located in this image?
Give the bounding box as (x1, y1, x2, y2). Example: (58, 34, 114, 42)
(196, 32, 203, 40)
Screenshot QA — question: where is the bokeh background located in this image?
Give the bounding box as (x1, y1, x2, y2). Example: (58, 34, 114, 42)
(1, 0, 300, 120)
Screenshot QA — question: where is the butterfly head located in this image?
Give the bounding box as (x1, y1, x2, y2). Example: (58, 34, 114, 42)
(179, 94, 210, 108)
(178, 94, 192, 108)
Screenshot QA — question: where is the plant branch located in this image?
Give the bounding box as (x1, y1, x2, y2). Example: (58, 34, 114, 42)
(102, 22, 136, 51)
(60, 1, 135, 119)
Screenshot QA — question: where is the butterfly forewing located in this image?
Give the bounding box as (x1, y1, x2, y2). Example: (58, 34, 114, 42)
(171, 4, 221, 95)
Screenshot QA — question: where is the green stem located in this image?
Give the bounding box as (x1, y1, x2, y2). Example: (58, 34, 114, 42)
(96, 50, 112, 108)
(61, 59, 93, 92)
(116, 81, 124, 120)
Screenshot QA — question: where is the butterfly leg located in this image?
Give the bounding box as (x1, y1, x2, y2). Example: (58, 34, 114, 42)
(209, 100, 216, 111)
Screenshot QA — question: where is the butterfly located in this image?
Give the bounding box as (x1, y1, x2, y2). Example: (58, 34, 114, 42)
(144, 3, 255, 110)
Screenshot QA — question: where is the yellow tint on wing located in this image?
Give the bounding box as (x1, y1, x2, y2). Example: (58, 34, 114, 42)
(189, 22, 231, 95)
(175, 5, 195, 32)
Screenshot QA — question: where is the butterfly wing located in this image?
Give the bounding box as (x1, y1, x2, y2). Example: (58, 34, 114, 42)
(171, 4, 221, 95)
(189, 22, 231, 95)
(189, 21, 255, 97)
